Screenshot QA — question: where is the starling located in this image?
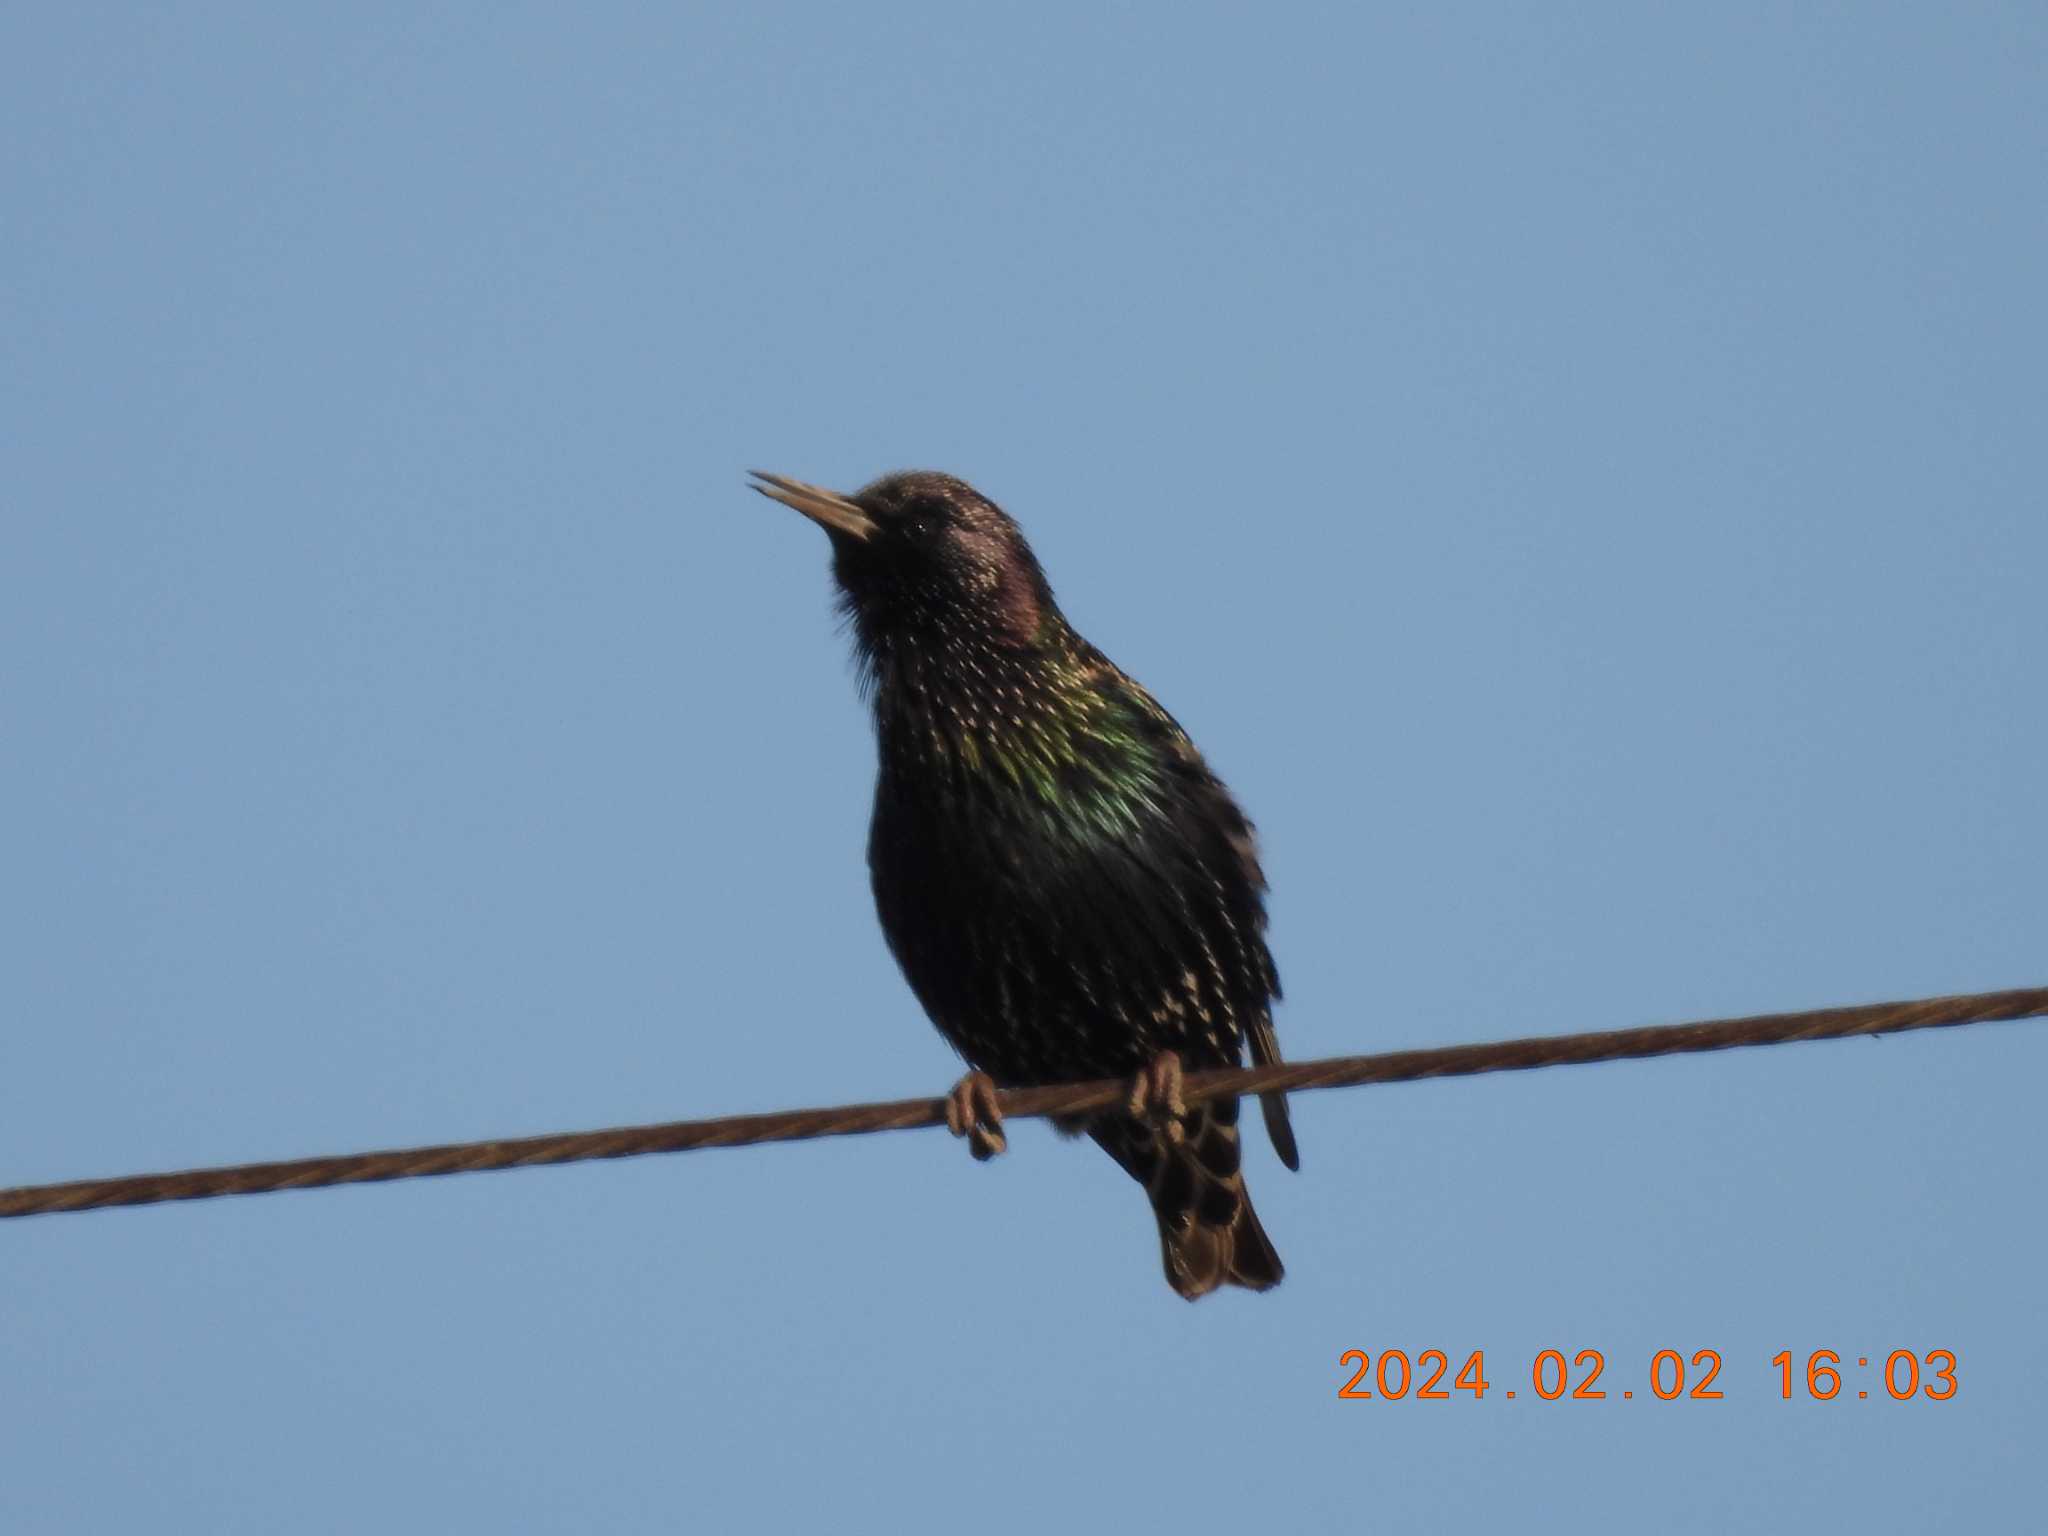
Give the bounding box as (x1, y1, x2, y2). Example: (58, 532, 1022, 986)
(751, 469, 1298, 1299)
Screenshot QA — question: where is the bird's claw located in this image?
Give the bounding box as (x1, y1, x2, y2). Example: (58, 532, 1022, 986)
(1126, 1051, 1188, 1144)
(945, 1071, 1007, 1161)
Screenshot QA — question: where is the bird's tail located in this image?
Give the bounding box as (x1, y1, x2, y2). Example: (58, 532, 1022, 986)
(1093, 1097, 1283, 1300)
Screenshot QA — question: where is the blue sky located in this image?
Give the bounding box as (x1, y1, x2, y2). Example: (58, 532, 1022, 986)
(4, 5, 2044, 1530)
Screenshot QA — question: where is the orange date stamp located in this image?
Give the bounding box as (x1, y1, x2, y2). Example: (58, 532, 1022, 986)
(1335, 1349, 1958, 1402)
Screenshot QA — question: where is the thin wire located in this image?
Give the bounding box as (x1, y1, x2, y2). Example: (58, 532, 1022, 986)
(4, 985, 2042, 1221)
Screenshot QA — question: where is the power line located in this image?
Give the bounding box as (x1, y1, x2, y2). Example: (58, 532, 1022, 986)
(4, 984, 2042, 1221)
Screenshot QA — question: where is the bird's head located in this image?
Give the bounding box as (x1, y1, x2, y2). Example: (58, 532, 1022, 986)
(750, 469, 1058, 657)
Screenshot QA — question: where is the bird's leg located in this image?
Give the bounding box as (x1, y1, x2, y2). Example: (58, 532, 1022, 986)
(944, 1070, 1007, 1161)
(1125, 1050, 1188, 1145)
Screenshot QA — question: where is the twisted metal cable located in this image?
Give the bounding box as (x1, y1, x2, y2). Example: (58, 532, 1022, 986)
(4, 985, 2042, 1220)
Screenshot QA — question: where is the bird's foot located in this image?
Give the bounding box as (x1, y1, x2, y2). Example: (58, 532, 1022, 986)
(1126, 1051, 1188, 1145)
(944, 1071, 1007, 1161)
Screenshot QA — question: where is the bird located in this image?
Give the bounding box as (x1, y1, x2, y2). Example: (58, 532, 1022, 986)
(750, 468, 1298, 1299)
